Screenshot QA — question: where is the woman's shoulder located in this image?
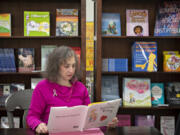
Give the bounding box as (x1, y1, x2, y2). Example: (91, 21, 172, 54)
(73, 80, 85, 87)
(35, 79, 51, 90)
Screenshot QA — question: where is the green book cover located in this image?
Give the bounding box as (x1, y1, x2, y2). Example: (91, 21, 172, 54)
(0, 13, 11, 36)
(24, 11, 50, 36)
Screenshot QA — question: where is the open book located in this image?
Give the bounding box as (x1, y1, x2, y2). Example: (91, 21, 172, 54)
(47, 99, 121, 133)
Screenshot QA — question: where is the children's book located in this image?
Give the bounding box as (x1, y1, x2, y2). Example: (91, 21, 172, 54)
(132, 41, 157, 72)
(71, 46, 81, 64)
(154, 1, 180, 36)
(1, 116, 20, 128)
(56, 9, 78, 36)
(160, 116, 175, 135)
(24, 11, 50, 36)
(126, 9, 149, 36)
(18, 48, 35, 72)
(102, 13, 121, 36)
(135, 115, 155, 127)
(31, 78, 43, 89)
(41, 45, 57, 71)
(117, 114, 131, 127)
(123, 78, 151, 107)
(151, 83, 165, 106)
(101, 76, 120, 101)
(47, 99, 121, 133)
(0, 13, 11, 36)
(166, 82, 180, 106)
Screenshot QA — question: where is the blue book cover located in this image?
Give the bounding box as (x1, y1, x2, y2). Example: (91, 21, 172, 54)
(132, 41, 157, 72)
(102, 13, 121, 36)
(151, 83, 164, 106)
(108, 58, 128, 72)
(154, 1, 180, 36)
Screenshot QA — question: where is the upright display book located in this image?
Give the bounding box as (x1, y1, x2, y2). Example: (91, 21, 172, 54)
(160, 116, 175, 135)
(166, 82, 180, 106)
(47, 99, 121, 133)
(123, 78, 151, 107)
(126, 9, 149, 36)
(41, 45, 57, 71)
(154, 1, 180, 36)
(71, 46, 81, 64)
(151, 83, 165, 106)
(24, 11, 50, 36)
(56, 9, 78, 36)
(102, 13, 121, 36)
(135, 115, 155, 127)
(0, 13, 11, 36)
(132, 42, 157, 72)
(18, 48, 35, 72)
(1, 116, 20, 128)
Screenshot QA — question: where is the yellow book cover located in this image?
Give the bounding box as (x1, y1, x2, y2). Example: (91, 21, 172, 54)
(0, 13, 11, 36)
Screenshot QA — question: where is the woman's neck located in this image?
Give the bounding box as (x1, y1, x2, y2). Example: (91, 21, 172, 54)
(57, 78, 71, 87)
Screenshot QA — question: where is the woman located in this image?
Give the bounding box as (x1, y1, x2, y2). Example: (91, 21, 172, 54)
(27, 46, 118, 133)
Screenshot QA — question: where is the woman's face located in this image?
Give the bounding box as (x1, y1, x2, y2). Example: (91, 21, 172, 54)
(59, 56, 76, 82)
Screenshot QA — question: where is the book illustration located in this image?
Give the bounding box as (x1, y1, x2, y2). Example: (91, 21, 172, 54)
(117, 114, 131, 126)
(18, 48, 35, 72)
(71, 47, 81, 64)
(24, 11, 50, 36)
(160, 116, 175, 135)
(56, 9, 78, 36)
(132, 42, 157, 72)
(151, 83, 165, 106)
(166, 82, 180, 106)
(126, 9, 149, 36)
(0, 13, 11, 36)
(135, 115, 155, 127)
(41, 45, 57, 71)
(1, 116, 20, 128)
(47, 99, 121, 133)
(154, 1, 180, 36)
(123, 78, 151, 107)
(102, 13, 121, 36)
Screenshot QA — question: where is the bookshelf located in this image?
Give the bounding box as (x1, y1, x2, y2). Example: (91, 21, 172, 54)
(95, 0, 180, 130)
(0, 0, 86, 126)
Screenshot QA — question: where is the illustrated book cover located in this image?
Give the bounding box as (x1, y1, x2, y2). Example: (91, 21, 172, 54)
(151, 83, 165, 106)
(160, 116, 175, 135)
(126, 9, 149, 36)
(0, 13, 11, 36)
(132, 41, 157, 72)
(135, 115, 155, 127)
(154, 1, 180, 36)
(47, 99, 121, 133)
(24, 11, 50, 36)
(18, 48, 35, 72)
(41, 45, 57, 71)
(123, 78, 151, 107)
(1, 116, 20, 128)
(56, 9, 78, 36)
(71, 46, 81, 64)
(102, 13, 121, 36)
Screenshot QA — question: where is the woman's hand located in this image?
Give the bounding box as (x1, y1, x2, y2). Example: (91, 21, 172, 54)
(107, 117, 119, 128)
(35, 123, 48, 134)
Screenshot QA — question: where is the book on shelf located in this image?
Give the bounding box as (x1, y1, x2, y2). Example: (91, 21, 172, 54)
(24, 11, 50, 36)
(132, 41, 157, 72)
(102, 13, 121, 36)
(41, 45, 57, 71)
(56, 9, 78, 36)
(47, 99, 121, 133)
(31, 78, 43, 89)
(151, 83, 165, 106)
(160, 116, 175, 135)
(123, 78, 151, 107)
(18, 48, 35, 72)
(163, 51, 180, 72)
(117, 114, 131, 127)
(166, 82, 180, 106)
(0, 83, 25, 107)
(1, 116, 20, 128)
(71, 46, 81, 64)
(0, 48, 16, 72)
(126, 9, 149, 36)
(101, 75, 120, 101)
(135, 115, 155, 127)
(0, 13, 11, 36)
(154, 1, 180, 36)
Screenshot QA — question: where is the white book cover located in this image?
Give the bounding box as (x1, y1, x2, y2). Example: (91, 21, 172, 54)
(126, 9, 149, 36)
(160, 116, 175, 135)
(1, 117, 20, 128)
(31, 78, 43, 89)
(47, 99, 121, 133)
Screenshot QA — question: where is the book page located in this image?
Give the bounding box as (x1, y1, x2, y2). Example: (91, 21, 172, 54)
(48, 106, 87, 133)
(83, 99, 121, 130)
